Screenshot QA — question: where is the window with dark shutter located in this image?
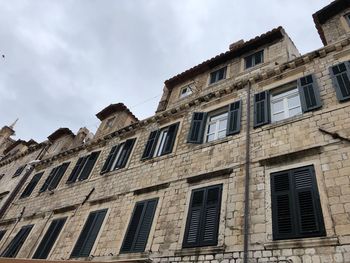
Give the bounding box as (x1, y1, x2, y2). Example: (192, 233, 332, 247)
(39, 163, 70, 193)
(13, 165, 27, 177)
(120, 198, 158, 253)
(330, 62, 350, 102)
(1, 225, 33, 258)
(101, 139, 136, 174)
(66, 157, 86, 183)
(71, 209, 107, 258)
(183, 184, 222, 248)
(0, 230, 6, 242)
(297, 74, 322, 112)
(20, 172, 44, 198)
(254, 90, 270, 128)
(159, 123, 179, 155)
(226, 100, 242, 135)
(33, 218, 66, 259)
(271, 165, 326, 240)
(187, 112, 207, 144)
(141, 131, 159, 160)
(67, 151, 100, 183)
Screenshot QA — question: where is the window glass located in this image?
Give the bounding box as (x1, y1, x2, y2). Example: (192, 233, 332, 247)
(271, 87, 301, 122)
(205, 111, 228, 142)
(154, 130, 168, 157)
(180, 85, 193, 98)
(209, 67, 227, 84)
(245, 50, 264, 69)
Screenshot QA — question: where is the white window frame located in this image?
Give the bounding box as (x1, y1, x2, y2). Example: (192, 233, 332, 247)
(179, 85, 193, 99)
(205, 109, 228, 142)
(271, 87, 302, 123)
(105, 117, 115, 129)
(154, 129, 168, 157)
(110, 143, 124, 171)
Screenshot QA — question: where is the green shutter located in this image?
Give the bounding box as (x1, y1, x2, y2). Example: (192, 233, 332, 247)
(161, 123, 179, 155)
(187, 112, 207, 144)
(254, 91, 270, 128)
(226, 100, 242, 135)
(297, 74, 322, 112)
(329, 62, 350, 102)
(141, 131, 159, 160)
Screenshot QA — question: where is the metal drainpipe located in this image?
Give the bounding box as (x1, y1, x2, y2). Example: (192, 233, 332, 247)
(243, 81, 252, 263)
(0, 144, 48, 219)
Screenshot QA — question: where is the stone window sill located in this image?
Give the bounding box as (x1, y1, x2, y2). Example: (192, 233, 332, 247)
(174, 245, 225, 256)
(264, 236, 339, 250)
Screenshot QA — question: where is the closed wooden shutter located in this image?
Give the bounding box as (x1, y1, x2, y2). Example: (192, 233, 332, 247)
(226, 100, 242, 135)
(33, 218, 66, 259)
(183, 184, 222, 248)
(253, 91, 270, 128)
(67, 157, 86, 183)
(330, 62, 350, 102)
(115, 139, 136, 169)
(187, 112, 207, 143)
(48, 162, 70, 190)
(39, 168, 58, 193)
(71, 209, 107, 258)
(78, 151, 100, 181)
(271, 165, 325, 240)
(13, 165, 27, 177)
(297, 74, 322, 112)
(161, 123, 179, 155)
(1, 225, 33, 258)
(20, 172, 44, 198)
(100, 145, 119, 174)
(0, 230, 6, 242)
(120, 199, 158, 253)
(141, 131, 159, 160)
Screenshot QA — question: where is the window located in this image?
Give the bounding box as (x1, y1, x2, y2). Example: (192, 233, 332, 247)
(101, 139, 136, 174)
(13, 165, 26, 177)
(345, 13, 350, 26)
(120, 198, 158, 253)
(141, 123, 179, 160)
(183, 184, 222, 248)
(71, 209, 107, 258)
(253, 74, 322, 128)
(271, 165, 326, 240)
(0, 174, 4, 181)
(20, 172, 44, 198)
(245, 50, 264, 69)
(105, 117, 115, 129)
(179, 85, 193, 99)
(330, 62, 350, 102)
(39, 162, 70, 192)
(33, 218, 66, 259)
(1, 225, 33, 258)
(209, 67, 227, 84)
(0, 230, 6, 242)
(66, 151, 100, 183)
(187, 100, 241, 144)
(271, 87, 302, 122)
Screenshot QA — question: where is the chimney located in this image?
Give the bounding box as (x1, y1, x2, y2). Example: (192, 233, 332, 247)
(229, 39, 244, 51)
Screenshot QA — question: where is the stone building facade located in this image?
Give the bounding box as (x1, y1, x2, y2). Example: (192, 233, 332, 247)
(0, 1, 350, 262)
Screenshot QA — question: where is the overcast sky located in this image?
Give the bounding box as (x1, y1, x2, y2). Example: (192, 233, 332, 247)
(0, 0, 331, 142)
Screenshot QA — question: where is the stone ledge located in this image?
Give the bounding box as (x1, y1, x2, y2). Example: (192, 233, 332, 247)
(264, 237, 339, 250)
(174, 245, 225, 256)
(186, 168, 233, 184)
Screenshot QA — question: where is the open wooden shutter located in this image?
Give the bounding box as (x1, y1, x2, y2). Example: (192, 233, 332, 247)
(0, 230, 6, 242)
(226, 100, 242, 135)
(1, 225, 33, 258)
(330, 62, 350, 102)
(20, 172, 43, 198)
(187, 112, 207, 143)
(71, 209, 107, 258)
(33, 218, 66, 259)
(100, 145, 119, 174)
(254, 91, 270, 128)
(141, 131, 159, 160)
(115, 139, 136, 169)
(39, 168, 58, 193)
(297, 74, 322, 112)
(161, 123, 179, 155)
(67, 157, 86, 183)
(78, 151, 100, 181)
(121, 199, 158, 253)
(13, 165, 27, 177)
(48, 162, 70, 190)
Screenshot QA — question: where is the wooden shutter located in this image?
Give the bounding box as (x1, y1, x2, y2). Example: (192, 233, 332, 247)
(78, 151, 100, 181)
(20, 172, 43, 198)
(33, 218, 66, 259)
(71, 209, 107, 258)
(297, 74, 322, 112)
(183, 184, 222, 248)
(271, 165, 325, 240)
(39, 168, 58, 193)
(100, 145, 119, 174)
(226, 100, 242, 135)
(253, 91, 270, 128)
(121, 199, 158, 253)
(141, 131, 159, 160)
(115, 139, 136, 169)
(161, 123, 179, 155)
(187, 112, 207, 143)
(13, 165, 27, 177)
(48, 162, 70, 190)
(330, 62, 350, 102)
(1, 225, 33, 258)
(67, 157, 86, 183)
(0, 230, 6, 241)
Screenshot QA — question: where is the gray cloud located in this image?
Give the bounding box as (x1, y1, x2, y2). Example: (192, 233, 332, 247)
(0, 0, 331, 141)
